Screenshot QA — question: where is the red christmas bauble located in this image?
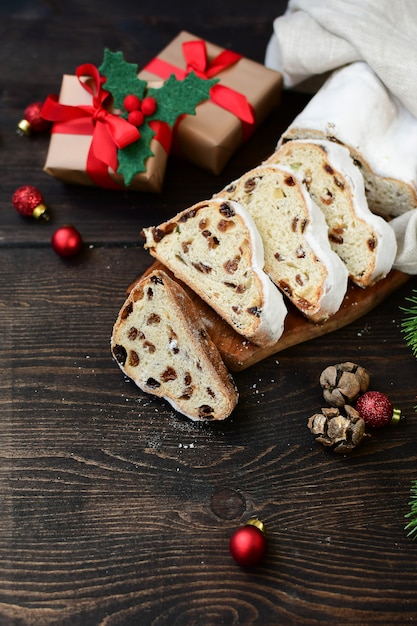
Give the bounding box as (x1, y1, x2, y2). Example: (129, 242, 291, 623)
(51, 225, 83, 257)
(229, 519, 267, 566)
(12, 185, 48, 220)
(356, 390, 400, 427)
(17, 101, 51, 135)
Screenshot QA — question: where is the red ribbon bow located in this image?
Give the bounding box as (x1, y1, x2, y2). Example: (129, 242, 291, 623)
(41, 64, 141, 188)
(144, 39, 255, 133)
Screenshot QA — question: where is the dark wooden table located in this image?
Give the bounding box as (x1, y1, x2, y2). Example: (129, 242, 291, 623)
(2, 1, 417, 624)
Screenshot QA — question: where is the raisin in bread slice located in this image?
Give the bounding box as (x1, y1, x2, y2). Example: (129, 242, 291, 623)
(111, 269, 238, 421)
(141, 198, 287, 347)
(214, 164, 348, 323)
(279, 62, 417, 218)
(266, 139, 397, 287)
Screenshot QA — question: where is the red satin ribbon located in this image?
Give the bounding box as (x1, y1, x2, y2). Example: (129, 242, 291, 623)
(143, 39, 256, 136)
(41, 64, 142, 189)
(148, 120, 172, 155)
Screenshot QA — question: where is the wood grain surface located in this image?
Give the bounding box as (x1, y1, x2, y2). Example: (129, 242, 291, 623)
(1, 2, 417, 625)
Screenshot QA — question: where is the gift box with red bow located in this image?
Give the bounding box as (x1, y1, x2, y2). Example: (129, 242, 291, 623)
(41, 51, 216, 192)
(139, 31, 283, 174)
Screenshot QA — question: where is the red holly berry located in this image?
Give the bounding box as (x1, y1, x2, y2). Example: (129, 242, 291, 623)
(127, 110, 144, 128)
(141, 96, 157, 116)
(123, 94, 141, 112)
(356, 391, 395, 428)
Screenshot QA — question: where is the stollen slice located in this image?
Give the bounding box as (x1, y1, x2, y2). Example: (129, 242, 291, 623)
(266, 139, 397, 287)
(142, 198, 288, 347)
(111, 269, 238, 421)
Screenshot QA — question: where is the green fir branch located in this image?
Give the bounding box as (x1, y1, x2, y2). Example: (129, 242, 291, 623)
(401, 289, 417, 360)
(404, 479, 417, 539)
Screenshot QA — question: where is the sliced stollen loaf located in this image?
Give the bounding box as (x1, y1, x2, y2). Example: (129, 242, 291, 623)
(141, 198, 288, 347)
(111, 269, 238, 421)
(279, 62, 417, 218)
(266, 139, 398, 287)
(214, 164, 349, 323)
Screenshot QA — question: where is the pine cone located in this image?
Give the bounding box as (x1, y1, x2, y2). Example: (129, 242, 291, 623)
(308, 405, 367, 453)
(319, 362, 370, 407)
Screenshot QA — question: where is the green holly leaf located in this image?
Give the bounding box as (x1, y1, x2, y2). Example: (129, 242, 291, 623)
(147, 72, 218, 126)
(99, 49, 147, 111)
(117, 123, 156, 185)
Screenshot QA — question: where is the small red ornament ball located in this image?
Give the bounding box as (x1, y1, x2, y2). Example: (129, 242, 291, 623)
(12, 185, 48, 220)
(17, 101, 51, 135)
(356, 391, 399, 427)
(51, 225, 83, 258)
(229, 519, 267, 566)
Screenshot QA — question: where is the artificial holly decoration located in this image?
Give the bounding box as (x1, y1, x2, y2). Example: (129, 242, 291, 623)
(98, 49, 218, 185)
(17, 101, 51, 136)
(12, 185, 49, 220)
(51, 225, 83, 257)
(229, 518, 267, 566)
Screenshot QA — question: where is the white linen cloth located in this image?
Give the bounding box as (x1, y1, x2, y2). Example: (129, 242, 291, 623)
(265, 0, 417, 274)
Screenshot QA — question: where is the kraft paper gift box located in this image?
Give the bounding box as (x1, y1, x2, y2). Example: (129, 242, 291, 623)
(139, 31, 283, 174)
(43, 73, 171, 193)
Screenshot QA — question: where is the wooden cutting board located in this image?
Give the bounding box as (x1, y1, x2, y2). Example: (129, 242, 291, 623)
(130, 263, 410, 371)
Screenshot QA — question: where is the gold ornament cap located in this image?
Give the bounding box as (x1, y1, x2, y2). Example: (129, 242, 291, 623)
(245, 518, 266, 535)
(32, 204, 49, 221)
(17, 119, 31, 136)
(391, 408, 402, 425)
